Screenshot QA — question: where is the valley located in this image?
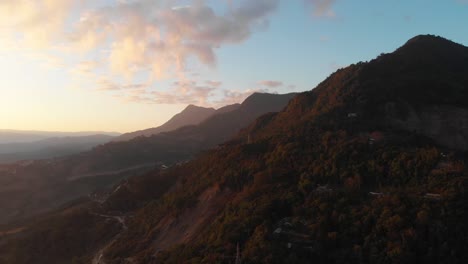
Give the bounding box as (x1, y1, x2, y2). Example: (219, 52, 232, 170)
(1, 35, 468, 264)
(1, 1, 467, 263)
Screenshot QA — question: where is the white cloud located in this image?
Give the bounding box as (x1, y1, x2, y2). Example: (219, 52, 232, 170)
(69, 60, 99, 77)
(0, 1, 279, 63)
(95, 77, 148, 92)
(205, 80, 223, 87)
(0, 0, 77, 49)
(258, 80, 284, 88)
(96, 78, 120, 91)
(115, 80, 218, 105)
(67, 0, 279, 79)
(0, 0, 282, 105)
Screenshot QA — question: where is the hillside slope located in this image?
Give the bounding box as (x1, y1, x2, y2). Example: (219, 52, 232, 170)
(114, 105, 219, 142)
(0, 92, 295, 225)
(108, 35, 468, 263)
(2, 35, 468, 264)
(62, 92, 296, 177)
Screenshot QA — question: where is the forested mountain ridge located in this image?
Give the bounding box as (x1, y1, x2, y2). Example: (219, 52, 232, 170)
(0, 92, 294, 226)
(114, 105, 219, 142)
(240, 34, 468, 150)
(62, 92, 297, 176)
(2, 35, 468, 264)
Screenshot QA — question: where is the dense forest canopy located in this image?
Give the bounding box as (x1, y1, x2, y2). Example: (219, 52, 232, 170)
(1, 35, 468, 264)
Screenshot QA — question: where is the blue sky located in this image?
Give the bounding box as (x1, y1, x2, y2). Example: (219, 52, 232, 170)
(0, 0, 467, 132)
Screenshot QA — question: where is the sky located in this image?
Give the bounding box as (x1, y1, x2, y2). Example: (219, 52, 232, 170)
(0, 0, 467, 133)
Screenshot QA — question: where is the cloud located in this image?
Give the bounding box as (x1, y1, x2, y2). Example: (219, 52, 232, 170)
(66, 0, 279, 78)
(118, 82, 285, 107)
(1, 0, 302, 110)
(1, 0, 303, 110)
(214, 88, 270, 107)
(205, 80, 223, 87)
(96, 78, 120, 91)
(305, 0, 337, 18)
(150, 85, 216, 105)
(258, 79, 298, 92)
(122, 84, 147, 90)
(0, 0, 280, 104)
(68, 9, 111, 52)
(258, 80, 284, 88)
(118, 80, 280, 107)
(96, 77, 149, 92)
(0, 0, 77, 49)
(69, 60, 99, 77)
(25, 52, 65, 69)
(118, 79, 219, 105)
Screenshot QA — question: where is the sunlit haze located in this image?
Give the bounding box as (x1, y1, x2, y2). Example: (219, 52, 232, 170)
(0, 0, 467, 133)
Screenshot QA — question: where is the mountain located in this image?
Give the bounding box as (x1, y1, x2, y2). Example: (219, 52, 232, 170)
(0, 92, 295, 225)
(0, 130, 120, 144)
(114, 105, 219, 142)
(274, 34, 468, 150)
(147, 92, 297, 154)
(60, 92, 296, 178)
(215, 103, 242, 114)
(0, 135, 115, 164)
(3, 35, 468, 264)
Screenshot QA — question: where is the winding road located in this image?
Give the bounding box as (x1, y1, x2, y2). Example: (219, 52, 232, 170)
(91, 212, 128, 264)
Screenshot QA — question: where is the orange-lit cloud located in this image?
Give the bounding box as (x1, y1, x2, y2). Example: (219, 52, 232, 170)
(69, 60, 99, 77)
(119, 80, 217, 106)
(0, 0, 77, 49)
(205, 80, 223, 88)
(0, 0, 280, 105)
(96, 77, 148, 92)
(67, 0, 279, 80)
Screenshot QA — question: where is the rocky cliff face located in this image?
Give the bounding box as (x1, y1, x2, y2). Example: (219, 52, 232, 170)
(386, 102, 468, 150)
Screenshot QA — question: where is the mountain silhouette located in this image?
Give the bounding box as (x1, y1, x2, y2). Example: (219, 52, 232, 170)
(3, 35, 468, 264)
(0, 92, 295, 226)
(114, 105, 218, 142)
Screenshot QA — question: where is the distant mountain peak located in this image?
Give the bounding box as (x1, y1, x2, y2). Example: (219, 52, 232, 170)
(114, 104, 216, 142)
(246, 91, 272, 98)
(242, 92, 277, 104)
(395, 34, 466, 56)
(406, 34, 443, 43)
(285, 35, 468, 149)
(404, 34, 452, 45)
(241, 92, 297, 111)
(184, 104, 213, 111)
